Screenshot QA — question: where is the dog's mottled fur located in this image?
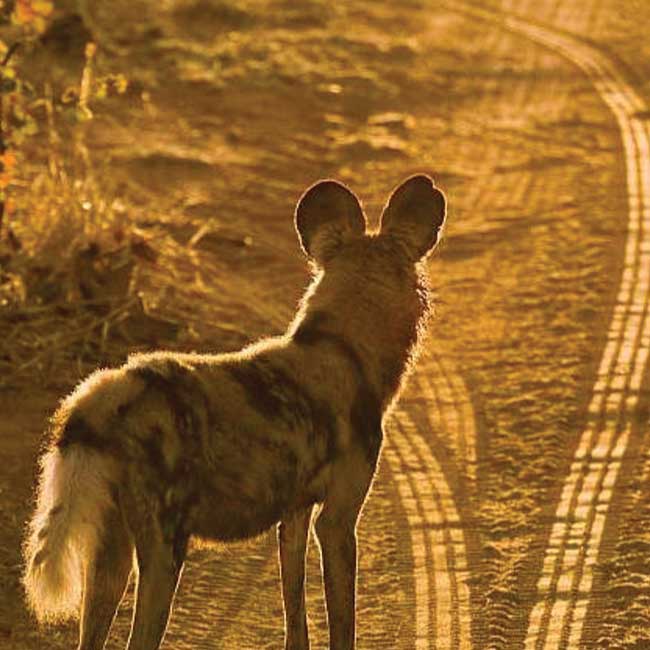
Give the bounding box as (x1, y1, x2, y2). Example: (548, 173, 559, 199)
(23, 175, 447, 650)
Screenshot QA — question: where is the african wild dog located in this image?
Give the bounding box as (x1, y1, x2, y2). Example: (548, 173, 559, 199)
(23, 175, 447, 650)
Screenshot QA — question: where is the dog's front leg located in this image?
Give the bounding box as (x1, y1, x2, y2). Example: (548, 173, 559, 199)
(315, 513, 357, 650)
(278, 507, 313, 650)
(314, 452, 375, 650)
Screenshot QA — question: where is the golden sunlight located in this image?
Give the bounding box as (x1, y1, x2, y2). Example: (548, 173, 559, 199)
(1, 1, 649, 649)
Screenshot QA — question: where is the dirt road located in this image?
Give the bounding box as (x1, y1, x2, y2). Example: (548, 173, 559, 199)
(2, 1, 649, 649)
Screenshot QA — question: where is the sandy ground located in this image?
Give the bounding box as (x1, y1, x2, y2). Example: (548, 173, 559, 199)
(1, 0, 650, 648)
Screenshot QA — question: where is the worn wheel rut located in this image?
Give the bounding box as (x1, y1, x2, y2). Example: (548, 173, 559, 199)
(441, 2, 650, 648)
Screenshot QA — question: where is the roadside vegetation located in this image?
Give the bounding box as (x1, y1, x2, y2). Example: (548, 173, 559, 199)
(0, 1, 203, 390)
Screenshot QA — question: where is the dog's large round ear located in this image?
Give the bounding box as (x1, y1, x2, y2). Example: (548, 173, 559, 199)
(295, 180, 367, 264)
(380, 174, 447, 261)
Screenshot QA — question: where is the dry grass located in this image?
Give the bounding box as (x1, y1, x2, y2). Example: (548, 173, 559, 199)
(0, 101, 258, 388)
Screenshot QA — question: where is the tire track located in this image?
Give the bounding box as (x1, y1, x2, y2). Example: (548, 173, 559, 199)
(384, 350, 479, 650)
(414, 355, 478, 488)
(425, 23, 580, 644)
(385, 408, 472, 650)
(377, 11, 570, 644)
(440, 3, 650, 648)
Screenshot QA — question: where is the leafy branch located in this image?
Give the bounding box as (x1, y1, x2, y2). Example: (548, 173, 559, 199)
(0, 0, 54, 234)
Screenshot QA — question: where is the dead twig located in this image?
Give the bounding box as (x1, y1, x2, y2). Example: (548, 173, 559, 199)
(1, 41, 20, 67)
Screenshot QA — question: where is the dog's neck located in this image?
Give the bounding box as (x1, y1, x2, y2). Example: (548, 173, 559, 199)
(288, 270, 431, 408)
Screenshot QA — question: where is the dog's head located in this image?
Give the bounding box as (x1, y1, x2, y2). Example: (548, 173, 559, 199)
(293, 175, 447, 394)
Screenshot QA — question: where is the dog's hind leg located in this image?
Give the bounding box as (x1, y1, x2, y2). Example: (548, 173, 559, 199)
(78, 509, 133, 650)
(126, 516, 188, 650)
(278, 506, 313, 650)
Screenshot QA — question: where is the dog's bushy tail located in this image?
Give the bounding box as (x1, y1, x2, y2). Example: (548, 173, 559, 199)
(23, 443, 118, 623)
